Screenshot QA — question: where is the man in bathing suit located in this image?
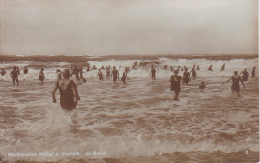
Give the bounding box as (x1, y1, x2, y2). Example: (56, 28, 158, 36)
(111, 66, 119, 84)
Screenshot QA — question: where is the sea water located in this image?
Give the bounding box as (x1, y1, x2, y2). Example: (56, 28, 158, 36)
(0, 54, 259, 162)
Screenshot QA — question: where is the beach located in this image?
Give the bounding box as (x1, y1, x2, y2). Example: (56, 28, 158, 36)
(0, 55, 259, 162)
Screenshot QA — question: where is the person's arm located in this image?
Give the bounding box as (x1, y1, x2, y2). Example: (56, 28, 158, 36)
(71, 81, 80, 106)
(10, 71, 13, 77)
(238, 71, 243, 75)
(239, 77, 245, 88)
(222, 76, 232, 85)
(52, 81, 59, 103)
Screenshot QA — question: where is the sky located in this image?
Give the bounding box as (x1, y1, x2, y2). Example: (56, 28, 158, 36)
(0, 0, 258, 56)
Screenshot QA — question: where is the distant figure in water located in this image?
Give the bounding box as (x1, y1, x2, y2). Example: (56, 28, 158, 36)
(251, 66, 256, 77)
(149, 65, 156, 80)
(170, 70, 182, 101)
(208, 65, 213, 71)
(23, 66, 28, 74)
(71, 68, 80, 84)
(97, 69, 103, 80)
(52, 69, 80, 111)
(239, 68, 249, 82)
(191, 68, 197, 77)
(220, 63, 225, 71)
(196, 65, 200, 70)
(199, 81, 206, 89)
(183, 68, 191, 85)
(121, 69, 127, 84)
(1, 68, 6, 76)
(39, 68, 45, 83)
(222, 71, 245, 97)
(106, 69, 110, 78)
(10, 66, 19, 86)
(111, 66, 119, 84)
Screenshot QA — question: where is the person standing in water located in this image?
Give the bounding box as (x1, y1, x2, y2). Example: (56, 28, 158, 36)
(191, 67, 197, 78)
(170, 70, 182, 101)
(149, 65, 156, 80)
(52, 69, 80, 111)
(121, 69, 127, 84)
(24, 66, 28, 74)
(97, 69, 103, 80)
(39, 68, 45, 83)
(239, 68, 249, 82)
(10, 66, 19, 86)
(111, 66, 119, 84)
(196, 65, 200, 70)
(251, 66, 256, 77)
(1, 68, 6, 76)
(183, 68, 191, 85)
(222, 71, 245, 97)
(220, 63, 225, 71)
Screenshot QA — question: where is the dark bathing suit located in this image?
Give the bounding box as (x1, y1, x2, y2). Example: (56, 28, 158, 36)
(170, 76, 181, 92)
(112, 69, 118, 81)
(183, 72, 190, 84)
(231, 76, 240, 93)
(58, 81, 76, 111)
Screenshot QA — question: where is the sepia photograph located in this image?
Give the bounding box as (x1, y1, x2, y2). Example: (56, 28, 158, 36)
(0, 0, 259, 162)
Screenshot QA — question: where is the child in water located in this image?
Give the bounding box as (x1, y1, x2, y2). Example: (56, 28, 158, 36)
(199, 81, 206, 89)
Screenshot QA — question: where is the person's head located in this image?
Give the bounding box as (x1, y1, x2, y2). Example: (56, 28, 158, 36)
(13, 66, 16, 70)
(151, 65, 153, 68)
(63, 69, 70, 79)
(16, 67, 19, 70)
(201, 81, 204, 85)
(113, 66, 116, 69)
(174, 70, 178, 76)
(234, 71, 238, 75)
(41, 68, 44, 71)
(197, 65, 199, 67)
(244, 68, 247, 71)
(185, 68, 188, 71)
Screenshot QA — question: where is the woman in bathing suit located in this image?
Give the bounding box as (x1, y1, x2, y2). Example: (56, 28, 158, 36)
(52, 69, 80, 111)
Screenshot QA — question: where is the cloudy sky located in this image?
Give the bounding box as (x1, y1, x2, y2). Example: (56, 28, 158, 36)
(0, 0, 258, 56)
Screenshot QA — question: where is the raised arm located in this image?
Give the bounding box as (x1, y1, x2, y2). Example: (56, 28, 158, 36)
(222, 76, 232, 85)
(52, 81, 59, 103)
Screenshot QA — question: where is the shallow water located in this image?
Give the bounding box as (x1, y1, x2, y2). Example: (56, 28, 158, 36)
(0, 74, 259, 162)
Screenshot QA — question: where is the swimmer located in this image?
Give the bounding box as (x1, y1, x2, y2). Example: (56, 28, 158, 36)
(1, 68, 6, 76)
(97, 69, 103, 80)
(199, 81, 206, 89)
(239, 68, 249, 82)
(251, 66, 256, 77)
(10, 66, 19, 86)
(208, 65, 213, 71)
(191, 68, 197, 77)
(52, 69, 80, 111)
(170, 70, 182, 101)
(121, 70, 127, 84)
(23, 66, 28, 74)
(183, 68, 191, 85)
(149, 65, 156, 80)
(220, 63, 225, 71)
(222, 71, 245, 97)
(111, 66, 119, 84)
(39, 68, 45, 83)
(196, 65, 200, 70)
